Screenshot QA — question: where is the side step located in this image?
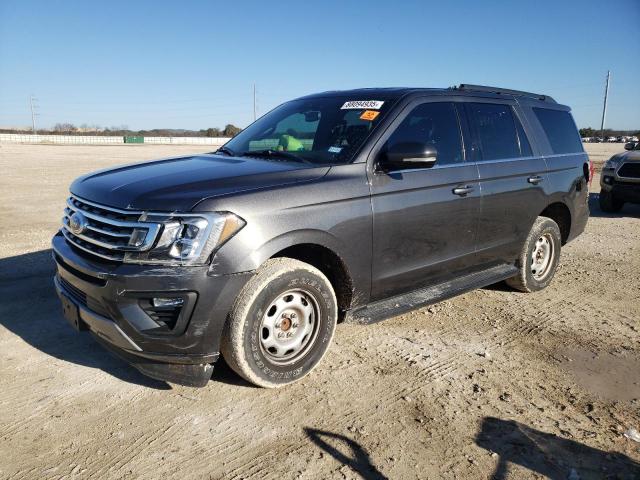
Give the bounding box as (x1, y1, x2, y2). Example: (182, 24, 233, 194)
(345, 264, 518, 325)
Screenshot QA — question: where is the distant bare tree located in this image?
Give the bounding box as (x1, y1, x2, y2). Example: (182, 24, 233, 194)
(53, 123, 77, 134)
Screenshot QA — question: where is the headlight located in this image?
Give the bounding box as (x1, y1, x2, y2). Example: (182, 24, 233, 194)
(124, 212, 245, 265)
(603, 157, 622, 171)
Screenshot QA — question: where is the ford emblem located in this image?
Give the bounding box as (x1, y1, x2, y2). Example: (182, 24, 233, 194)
(69, 212, 88, 235)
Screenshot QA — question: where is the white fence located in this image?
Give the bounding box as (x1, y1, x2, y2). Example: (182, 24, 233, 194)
(0, 133, 231, 146)
(143, 136, 230, 145)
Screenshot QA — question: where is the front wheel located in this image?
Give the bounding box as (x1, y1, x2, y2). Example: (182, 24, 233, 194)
(221, 258, 337, 388)
(506, 217, 562, 293)
(599, 190, 624, 213)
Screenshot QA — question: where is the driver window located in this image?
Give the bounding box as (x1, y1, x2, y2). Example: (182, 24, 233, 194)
(386, 102, 463, 166)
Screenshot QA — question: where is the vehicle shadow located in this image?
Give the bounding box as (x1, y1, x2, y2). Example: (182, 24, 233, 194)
(476, 416, 640, 479)
(588, 192, 640, 218)
(209, 356, 258, 388)
(0, 249, 171, 389)
(304, 427, 388, 479)
(482, 281, 513, 292)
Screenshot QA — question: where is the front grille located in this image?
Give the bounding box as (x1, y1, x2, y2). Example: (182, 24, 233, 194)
(59, 275, 86, 305)
(618, 162, 640, 179)
(61, 195, 160, 262)
(58, 275, 110, 318)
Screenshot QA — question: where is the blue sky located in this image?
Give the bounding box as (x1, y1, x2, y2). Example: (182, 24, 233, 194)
(1, 0, 638, 131)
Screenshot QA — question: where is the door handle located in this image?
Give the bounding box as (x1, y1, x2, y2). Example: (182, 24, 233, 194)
(527, 175, 543, 185)
(452, 185, 474, 196)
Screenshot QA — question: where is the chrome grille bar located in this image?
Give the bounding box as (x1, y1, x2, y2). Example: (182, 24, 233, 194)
(61, 228, 126, 262)
(61, 195, 161, 262)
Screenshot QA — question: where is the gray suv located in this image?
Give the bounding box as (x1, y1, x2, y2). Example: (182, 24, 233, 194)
(52, 85, 590, 387)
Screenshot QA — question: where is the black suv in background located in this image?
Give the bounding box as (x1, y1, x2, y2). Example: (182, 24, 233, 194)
(599, 141, 640, 212)
(52, 85, 590, 387)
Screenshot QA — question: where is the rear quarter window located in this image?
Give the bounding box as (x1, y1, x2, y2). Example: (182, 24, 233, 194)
(533, 108, 583, 154)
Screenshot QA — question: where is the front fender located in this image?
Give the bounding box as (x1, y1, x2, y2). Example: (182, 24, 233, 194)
(212, 229, 349, 274)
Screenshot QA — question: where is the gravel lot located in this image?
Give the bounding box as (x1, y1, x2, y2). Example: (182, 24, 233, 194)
(0, 143, 639, 479)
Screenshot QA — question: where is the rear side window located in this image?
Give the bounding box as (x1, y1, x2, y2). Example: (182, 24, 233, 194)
(514, 116, 533, 157)
(533, 108, 583, 154)
(386, 102, 463, 166)
(465, 103, 523, 160)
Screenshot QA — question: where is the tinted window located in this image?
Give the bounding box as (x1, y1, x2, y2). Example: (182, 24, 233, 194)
(514, 115, 533, 156)
(533, 108, 583, 154)
(386, 102, 463, 166)
(466, 103, 521, 160)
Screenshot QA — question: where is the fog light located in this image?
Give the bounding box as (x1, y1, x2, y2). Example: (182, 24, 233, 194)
(603, 176, 613, 185)
(152, 297, 184, 308)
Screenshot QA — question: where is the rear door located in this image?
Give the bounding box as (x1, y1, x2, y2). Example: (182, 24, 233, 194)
(463, 101, 549, 265)
(368, 98, 481, 300)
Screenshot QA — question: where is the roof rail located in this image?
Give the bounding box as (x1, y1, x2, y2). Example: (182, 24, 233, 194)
(452, 84, 556, 103)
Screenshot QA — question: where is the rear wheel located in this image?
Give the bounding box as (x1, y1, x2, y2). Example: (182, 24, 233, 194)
(599, 190, 624, 213)
(506, 217, 562, 293)
(221, 258, 337, 388)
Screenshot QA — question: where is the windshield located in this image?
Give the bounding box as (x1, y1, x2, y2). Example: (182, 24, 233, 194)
(222, 95, 398, 165)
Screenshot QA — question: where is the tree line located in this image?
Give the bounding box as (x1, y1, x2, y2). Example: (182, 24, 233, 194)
(579, 127, 640, 138)
(0, 123, 243, 137)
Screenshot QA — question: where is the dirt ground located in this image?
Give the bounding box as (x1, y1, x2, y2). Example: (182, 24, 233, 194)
(0, 143, 638, 480)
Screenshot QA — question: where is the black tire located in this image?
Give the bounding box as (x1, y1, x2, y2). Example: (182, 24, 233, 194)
(599, 190, 624, 213)
(220, 258, 337, 388)
(506, 217, 562, 293)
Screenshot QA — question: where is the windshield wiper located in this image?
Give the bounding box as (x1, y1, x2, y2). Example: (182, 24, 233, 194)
(215, 146, 236, 156)
(241, 149, 310, 164)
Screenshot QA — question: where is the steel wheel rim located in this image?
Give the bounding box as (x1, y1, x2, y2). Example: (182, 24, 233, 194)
(530, 233, 554, 280)
(259, 289, 320, 365)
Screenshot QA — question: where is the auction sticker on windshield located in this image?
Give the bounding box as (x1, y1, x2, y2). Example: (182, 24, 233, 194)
(360, 110, 380, 121)
(341, 100, 384, 110)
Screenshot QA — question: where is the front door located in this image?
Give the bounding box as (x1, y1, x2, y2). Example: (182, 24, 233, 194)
(368, 100, 481, 300)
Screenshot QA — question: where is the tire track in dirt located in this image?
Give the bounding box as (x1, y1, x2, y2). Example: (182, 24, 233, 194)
(0, 375, 99, 440)
(338, 281, 593, 429)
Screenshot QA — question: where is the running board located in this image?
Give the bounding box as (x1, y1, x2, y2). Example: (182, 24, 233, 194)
(345, 264, 518, 325)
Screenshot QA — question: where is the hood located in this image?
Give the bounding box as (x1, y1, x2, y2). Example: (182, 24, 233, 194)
(619, 150, 640, 162)
(70, 154, 330, 211)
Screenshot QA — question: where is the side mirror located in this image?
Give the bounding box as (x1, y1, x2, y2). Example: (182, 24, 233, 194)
(383, 142, 437, 170)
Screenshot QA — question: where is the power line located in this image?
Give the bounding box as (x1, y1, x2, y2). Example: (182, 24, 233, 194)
(600, 70, 610, 140)
(29, 95, 39, 134)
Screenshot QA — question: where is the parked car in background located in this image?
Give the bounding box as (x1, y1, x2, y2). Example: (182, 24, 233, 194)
(52, 85, 590, 388)
(600, 142, 640, 212)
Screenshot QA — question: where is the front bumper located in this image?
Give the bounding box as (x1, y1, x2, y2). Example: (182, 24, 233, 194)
(52, 231, 252, 387)
(600, 173, 640, 203)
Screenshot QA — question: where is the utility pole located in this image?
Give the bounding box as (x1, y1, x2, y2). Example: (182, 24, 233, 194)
(30, 95, 38, 134)
(600, 70, 610, 141)
(253, 83, 257, 121)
